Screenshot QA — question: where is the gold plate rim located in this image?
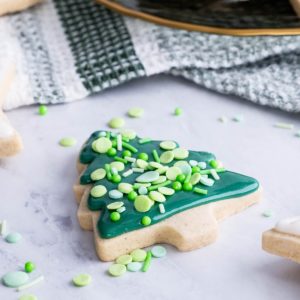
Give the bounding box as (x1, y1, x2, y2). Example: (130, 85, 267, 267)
(96, 0, 300, 36)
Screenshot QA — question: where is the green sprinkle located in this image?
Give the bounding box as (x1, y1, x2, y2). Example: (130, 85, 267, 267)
(274, 122, 294, 130)
(166, 167, 182, 181)
(209, 160, 219, 168)
(193, 187, 208, 195)
(38, 105, 48, 116)
(113, 156, 127, 164)
(218, 116, 228, 123)
(110, 161, 125, 171)
(134, 195, 153, 212)
(128, 191, 138, 201)
(138, 152, 149, 161)
(24, 261, 36, 273)
(190, 173, 201, 185)
(116, 254, 132, 265)
(5, 232, 22, 244)
(152, 149, 160, 163)
(295, 131, 300, 137)
(107, 201, 124, 210)
(142, 251, 152, 272)
(90, 168, 106, 181)
(108, 117, 125, 129)
(131, 249, 147, 262)
(148, 180, 172, 191)
(151, 245, 167, 258)
(122, 141, 138, 153)
(184, 172, 192, 183)
(118, 183, 133, 194)
(191, 166, 200, 174)
(138, 138, 152, 144)
(176, 174, 186, 183)
(107, 147, 117, 157)
(19, 295, 38, 300)
(136, 171, 160, 183)
(108, 189, 123, 199)
(90, 185, 107, 198)
(173, 148, 189, 159)
(262, 210, 274, 218)
(141, 216, 152, 226)
(105, 164, 112, 179)
(121, 129, 137, 140)
(127, 107, 144, 118)
(159, 151, 174, 164)
(122, 150, 131, 158)
(110, 212, 121, 222)
(183, 182, 193, 191)
(172, 181, 182, 191)
(108, 264, 126, 277)
(127, 262, 142, 272)
(72, 274, 92, 287)
(149, 191, 166, 202)
(92, 137, 112, 154)
(160, 140, 177, 150)
(174, 107, 182, 116)
(136, 159, 148, 169)
(2, 271, 29, 287)
(158, 186, 175, 196)
(59, 137, 77, 147)
(200, 168, 225, 175)
(152, 175, 167, 185)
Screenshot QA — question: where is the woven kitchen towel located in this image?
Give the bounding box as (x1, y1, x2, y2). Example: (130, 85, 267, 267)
(1, 0, 300, 111)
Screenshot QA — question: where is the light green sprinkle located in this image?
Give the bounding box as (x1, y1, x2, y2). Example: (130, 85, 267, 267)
(127, 262, 142, 272)
(274, 122, 294, 130)
(138, 186, 148, 195)
(5, 232, 22, 244)
(142, 251, 152, 272)
(136, 159, 148, 169)
(152, 176, 167, 185)
(107, 201, 124, 210)
(19, 295, 38, 300)
(149, 162, 164, 169)
(108, 117, 125, 129)
(127, 107, 144, 118)
(134, 183, 151, 189)
(151, 245, 167, 258)
(99, 131, 107, 137)
(159, 151, 174, 164)
(138, 138, 152, 144)
(122, 141, 138, 153)
(116, 254, 133, 265)
(149, 191, 166, 203)
(166, 166, 182, 181)
(90, 185, 107, 198)
(134, 195, 153, 212)
(114, 156, 127, 164)
(173, 148, 189, 159)
(90, 168, 106, 181)
(158, 186, 175, 196)
(200, 168, 226, 175)
(59, 137, 77, 147)
(2, 271, 29, 288)
(131, 249, 147, 262)
(110, 161, 125, 172)
(184, 172, 192, 183)
(193, 187, 208, 195)
(108, 264, 126, 277)
(190, 173, 201, 185)
(160, 140, 177, 150)
(174, 107, 182, 116)
(92, 137, 112, 153)
(148, 180, 171, 191)
(72, 274, 92, 287)
(159, 203, 165, 214)
(118, 183, 133, 194)
(262, 210, 274, 218)
(136, 171, 160, 183)
(152, 149, 160, 163)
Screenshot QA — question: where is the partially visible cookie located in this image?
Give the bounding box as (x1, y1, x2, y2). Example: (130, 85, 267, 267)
(290, 0, 300, 16)
(262, 217, 300, 263)
(0, 0, 41, 15)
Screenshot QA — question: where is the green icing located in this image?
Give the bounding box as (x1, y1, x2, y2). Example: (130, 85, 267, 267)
(79, 131, 259, 239)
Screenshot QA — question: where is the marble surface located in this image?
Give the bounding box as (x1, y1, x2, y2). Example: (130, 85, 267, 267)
(1, 75, 300, 300)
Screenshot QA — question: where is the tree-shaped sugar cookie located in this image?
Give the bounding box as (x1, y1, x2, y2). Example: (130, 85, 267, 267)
(74, 130, 261, 261)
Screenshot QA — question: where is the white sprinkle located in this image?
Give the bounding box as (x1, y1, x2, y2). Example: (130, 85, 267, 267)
(0, 220, 7, 236)
(274, 123, 294, 130)
(200, 177, 214, 187)
(132, 168, 144, 173)
(99, 131, 107, 137)
(189, 160, 198, 167)
(232, 115, 244, 122)
(111, 167, 118, 175)
(117, 206, 126, 213)
(110, 132, 117, 137)
(125, 156, 136, 163)
(295, 131, 300, 137)
(123, 169, 133, 177)
(218, 116, 228, 123)
(117, 134, 123, 151)
(159, 204, 165, 214)
(16, 275, 44, 291)
(198, 162, 207, 169)
(210, 169, 220, 180)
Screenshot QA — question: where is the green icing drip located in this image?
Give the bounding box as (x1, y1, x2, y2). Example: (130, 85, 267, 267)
(79, 131, 259, 238)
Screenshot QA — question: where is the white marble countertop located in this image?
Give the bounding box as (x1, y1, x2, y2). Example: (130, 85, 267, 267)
(1, 75, 300, 300)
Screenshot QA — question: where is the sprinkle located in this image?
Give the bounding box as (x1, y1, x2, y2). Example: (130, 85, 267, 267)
(108, 117, 125, 129)
(151, 245, 167, 258)
(132, 168, 144, 173)
(38, 105, 47, 116)
(110, 167, 118, 175)
(117, 206, 126, 213)
(141, 216, 152, 226)
(127, 262, 142, 272)
(0, 220, 7, 236)
(72, 274, 91, 287)
(106, 132, 111, 139)
(122, 142, 138, 153)
(19, 295, 38, 300)
(199, 177, 214, 187)
(24, 262, 36, 273)
(134, 183, 151, 189)
(218, 116, 228, 123)
(59, 137, 77, 147)
(107, 201, 124, 210)
(122, 169, 133, 177)
(131, 249, 147, 262)
(139, 138, 152, 144)
(189, 160, 198, 167)
(174, 107, 182, 116)
(200, 168, 225, 175)
(116, 254, 132, 265)
(127, 107, 144, 118)
(138, 186, 148, 195)
(105, 164, 112, 179)
(2, 271, 29, 288)
(274, 122, 294, 130)
(114, 156, 127, 164)
(262, 210, 274, 218)
(210, 169, 220, 180)
(111, 132, 117, 137)
(124, 156, 136, 163)
(117, 134, 123, 151)
(295, 131, 300, 137)
(108, 190, 123, 200)
(148, 180, 171, 191)
(198, 162, 207, 169)
(5, 232, 22, 244)
(159, 203, 165, 214)
(232, 115, 244, 122)
(184, 172, 192, 183)
(99, 131, 107, 137)
(193, 187, 208, 195)
(152, 149, 160, 163)
(90, 185, 107, 198)
(16, 275, 44, 292)
(142, 251, 152, 272)
(108, 264, 126, 277)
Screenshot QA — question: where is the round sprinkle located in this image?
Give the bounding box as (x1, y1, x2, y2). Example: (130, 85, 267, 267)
(232, 115, 244, 122)
(138, 186, 148, 195)
(99, 131, 107, 137)
(5, 232, 22, 244)
(122, 150, 131, 158)
(190, 173, 201, 185)
(118, 183, 133, 194)
(174, 107, 182, 116)
(59, 137, 77, 147)
(189, 160, 198, 167)
(149, 191, 166, 203)
(209, 160, 219, 168)
(2, 271, 29, 287)
(141, 216, 152, 226)
(183, 182, 193, 191)
(166, 167, 182, 181)
(72, 273, 92, 287)
(19, 295, 38, 300)
(92, 137, 112, 153)
(136, 171, 160, 183)
(128, 191, 137, 201)
(136, 159, 148, 169)
(172, 181, 182, 191)
(152, 176, 167, 184)
(110, 212, 121, 222)
(138, 152, 149, 161)
(127, 107, 144, 118)
(107, 201, 124, 210)
(24, 261, 36, 273)
(131, 249, 147, 262)
(38, 105, 48, 116)
(90, 168, 106, 181)
(108, 189, 123, 199)
(159, 151, 174, 164)
(176, 162, 192, 175)
(127, 262, 142, 272)
(90, 185, 107, 198)
(173, 148, 189, 159)
(107, 148, 117, 157)
(192, 166, 200, 174)
(108, 264, 126, 277)
(262, 210, 274, 218)
(121, 129, 137, 140)
(116, 254, 132, 265)
(160, 140, 177, 150)
(134, 195, 153, 212)
(151, 245, 167, 258)
(111, 174, 122, 183)
(158, 187, 175, 196)
(110, 161, 125, 172)
(108, 117, 125, 129)
(198, 161, 207, 169)
(176, 174, 186, 183)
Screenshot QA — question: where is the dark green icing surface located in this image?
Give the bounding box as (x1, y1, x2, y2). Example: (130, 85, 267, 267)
(79, 131, 259, 239)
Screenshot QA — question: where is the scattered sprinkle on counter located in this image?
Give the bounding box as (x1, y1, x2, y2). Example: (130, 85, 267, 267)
(38, 105, 48, 116)
(108, 117, 125, 129)
(174, 107, 182, 116)
(72, 274, 92, 287)
(5, 232, 22, 244)
(19, 294, 38, 300)
(59, 137, 77, 147)
(24, 261, 36, 273)
(262, 210, 274, 218)
(295, 131, 300, 137)
(218, 116, 228, 123)
(2, 271, 29, 288)
(232, 115, 244, 122)
(127, 107, 144, 118)
(274, 122, 294, 130)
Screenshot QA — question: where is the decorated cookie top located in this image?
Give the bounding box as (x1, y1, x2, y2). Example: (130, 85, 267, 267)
(79, 130, 259, 238)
